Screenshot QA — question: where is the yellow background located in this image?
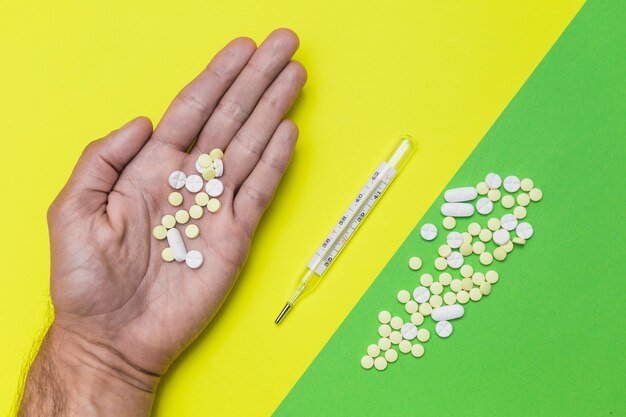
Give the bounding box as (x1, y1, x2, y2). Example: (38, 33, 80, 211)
(0, 1, 584, 415)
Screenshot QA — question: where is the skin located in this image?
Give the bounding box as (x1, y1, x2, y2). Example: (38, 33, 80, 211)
(18, 28, 306, 416)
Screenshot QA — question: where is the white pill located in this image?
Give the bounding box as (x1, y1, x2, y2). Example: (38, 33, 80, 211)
(493, 229, 511, 245)
(168, 171, 187, 189)
(503, 175, 521, 192)
(205, 179, 224, 197)
(212, 159, 224, 177)
(476, 198, 493, 215)
(431, 304, 465, 321)
(446, 232, 463, 249)
(420, 223, 438, 241)
(444, 187, 477, 203)
(516, 222, 534, 239)
(166, 228, 187, 262)
(185, 174, 203, 193)
(436, 320, 453, 338)
(185, 250, 204, 269)
(413, 286, 430, 303)
(195, 160, 205, 174)
(400, 323, 418, 340)
(447, 252, 464, 269)
(485, 173, 502, 189)
(441, 203, 474, 217)
(501, 214, 518, 231)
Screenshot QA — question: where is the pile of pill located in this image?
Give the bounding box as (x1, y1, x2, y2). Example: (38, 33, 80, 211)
(361, 173, 542, 370)
(150, 149, 225, 269)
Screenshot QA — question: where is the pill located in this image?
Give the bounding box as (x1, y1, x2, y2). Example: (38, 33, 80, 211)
(378, 310, 392, 324)
(397, 290, 410, 303)
(461, 232, 472, 244)
(436, 320, 453, 338)
(152, 225, 167, 240)
(168, 191, 183, 207)
(401, 323, 418, 340)
(476, 198, 493, 215)
(194, 192, 210, 207)
(399, 340, 412, 354)
(517, 193, 530, 207)
(476, 182, 489, 195)
(413, 286, 430, 303)
(468, 222, 481, 236)
(430, 294, 443, 307)
(185, 224, 200, 239)
(175, 209, 190, 224)
(408, 256, 422, 270)
(520, 178, 534, 192)
(438, 245, 452, 258)
(444, 187, 477, 203)
(443, 292, 457, 305)
(447, 232, 463, 249)
(434, 257, 448, 270)
(205, 179, 224, 197)
(512, 237, 526, 245)
(420, 273, 434, 286)
(500, 214, 518, 231)
(480, 281, 492, 295)
(441, 203, 474, 217)
(529, 188, 543, 202)
(384, 349, 398, 363)
(479, 229, 492, 242)
(209, 148, 224, 160)
(479, 252, 493, 265)
(461, 277, 473, 291)
(487, 189, 501, 202)
(202, 167, 217, 181)
(378, 337, 391, 351)
(487, 218, 501, 231)
(212, 159, 224, 177)
(416, 328, 430, 342)
(161, 215, 176, 229)
(501, 195, 515, 209)
(198, 153, 213, 168)
(516, 222, 534, 239)
(379, 324, 392, 337)
(374, 357, 387, 371)
(460, 264, 473, 278)
(450, 279, 462, 292)
(390, 331, 402, 344)
(184, 174, 203, 193)
(189, 205, 204, 219)
(447, 252, 464, 269)
(390, 316, 404, 329)
(485, 173, 502, 189)
(493, 229, 510, 245)
(361, 356, 374, 369)
(460, 243, 473, 256)
(410, 312, 424, 326)
(161, 247, 174, 262)
(442, 216, 456, 229)
(166, 228, 187, 262)
(502, 241, 514, 252)
(430, 282, 443, 295)
(493, 247, 507, 261)
(420, 223, 438, 240)
(456, 290, 470, 304)
(367, 344, 380, 357)
(168, 171, 187, 189)
(472, 272, 485, 285)
(195, 160, 205, 174)
(405, 300, 418, 314)
(419, 302, 432, 316)
(486, 270, 499, 284)
(514, 206, 527, 219)
(207, 198, 221, 213)
(439, 272, 452, 286)
(503, 175, 521, 192)
(472, 241, 485, 254)
(469, 288, 482, 301)
(411, 344, 425, 358)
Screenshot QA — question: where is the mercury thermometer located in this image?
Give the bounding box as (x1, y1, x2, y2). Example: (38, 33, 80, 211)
(275, 136, 416, 324)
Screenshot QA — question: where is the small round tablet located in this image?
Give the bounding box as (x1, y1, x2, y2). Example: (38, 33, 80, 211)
(405, 300, 418, 314)
(175, 209, 190, 224)
(207, 198, 221, 213)
(185, 174, 203, 193)
(468, 222, 481, 236)
(152, 225, 168, 240)
(195, 192, 210, 207)
(443, 292, 457, 305)
(493, 229, 510, 245)
(436, 320, 453, 338)
(447, 232, 463, 249)
(493, 247, 507, 261)
(442, 216, 456, 230)
(438, 245, 452, 258)
(517, 193, 530, 207)
(205, 179, 224, 197)
(476, 182, 489, 195)
(378, 337, 391, 351)
(460, 264, 473, 278)
(439, 272, 452, 286)
(410, 312, 424, 326)
(411, 344, 425, 358)
(202, 167, 217, 181)
(185, 250, 204, 269)
(450, 279, 462, 292)
(413, 286, 430, 303)
(397, 290, 411, 304)
(161, 215, 176, 229)
(418, 302, 432, 316)
(212, 159, 224, 177)
(469, 288, 483, 301)
(384, 349, 398, 363)
(479, 251, 493, 265)
(390, 316, 404, 329)
(209, 148, 224, 160)
(367, 344, 380, 357)
(480, 282, 492, 295)
(168, 191, 183, 207)
(461, 232, 472, 244)
(430, 282, 443, 295)
(529, 188, 543, 202)
(408, 256, 422, 270)
(429, 294, 443, 307)
(487, 189, 501, 202)
(501, 214, 518, 231)
(195, 160, 205, 174)
(420, 273, 434, 287)
(502, 241, 514, 253)
(416, 328, 430, 342)
(516, 222, 534, 239)
(520, 178, 534, 192)
(189, 205, 204, 219)
(434, 257, 448, 271)
(401, 323, 418, 340)
(361, 356, 374, 369)
(461, 277, 473, 291)
(479, 229, 492, 242)
(161, 247, 174, 262)
(399, 340, 412, 354)
(472, 272, 485, 285)
(420, 223, 438, 241)
(379, 324, 392, 337)
(472, 241, 485, 254)
(485, 173, 502, 189)
(501, 195, 515, 209)
(486, 270, 499, 284)
(168, 171, 186, 189)
(447, 252, 464, 269)
(476, 198, 493, 215)
(514, 206, 527, 219)
(390, 331, 402, 344)
(185, 224, 200, 239)
(456, 290, 470, 304)
(197, 153, 213, 168)
(487, 218, 501, 231)
(503, 175, 521, 192)
(378, 310, 392, 324)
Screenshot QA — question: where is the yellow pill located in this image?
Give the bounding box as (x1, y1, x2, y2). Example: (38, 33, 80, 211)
(480, 251, 493, 265)
(399, 340, 412, 354)
(420, 273, 434, 287)
(384, 349, 398, 363)
(189, 205, 204, 219)
(479, 229, 492, 242)
(434, 257, 448, 271)
(411, 344, 425, 358)
(397, 290, 411, 304)
(456, 290, 469, 304)
(405, 300, 418, 314)
(520, 178, 534, 192)
(486, 270, 499, 284)
(416, 328, 430, 342)
(473, 241, 486, 254)
(469, 288, 483, 301)
(480, 281, 492, 295)
(438, 245, 452, 258)
(472, 272, 485, 285)
(374, 357, 387, 371)
(379, 324, 392, 337)
(419, 303, 432, 316)
(207, 198, 221, 213)
(442, 216, 456, 230)
(502, 241, 514, 253)
(529, 188, 543, 202)
(460, 243, 473, 256)
(430, 294, 443, 307)
(468, 222, 481, 236)
(152, 225, 168, 240)
(517, 193, 530, 207)
(439, 272, 452, 286)
(209, 148, 224, 160)
(161, 247, 175, 262)
(462, 232, 472, 244)
(494, 247, 507, 261)
(460, 264, 474, 278)
(175, 209, 190, 224)
(195, 192, 210, 207)
(488, 189, 501, 202)
(443, 292, 457, 305)
(198, 153, 213, 168)
(202, 167, 217, 181)
(450, 279, 462, 292)
(476, 182, 489, 195)
(168, 191, 183, 207)
(161, 215, 176, 229)
(410, 312, 424, 326)
(461, 277, 473, 291)
(487, 218, 501, 231)
(185, 224, 200, 239)
(501, 195, 515, 208)
(430, 282, 443, 295)
(514, 206, 527, 219)
(512, 237, 526, 245)
(390, 331, 402, 344)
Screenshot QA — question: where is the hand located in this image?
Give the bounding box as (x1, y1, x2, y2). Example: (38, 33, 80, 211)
(19, 28, 306, 416)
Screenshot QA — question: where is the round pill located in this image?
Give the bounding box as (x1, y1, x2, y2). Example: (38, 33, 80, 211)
(413, 286, 430, 303)
(439, 272, 452, 286)
(161, 247, 174, 262)
(401, 323, 418, 340)
(378, 310, 392, 323)
(399, 340, 412, 354)
(488, 189, 501, 202)
(185, 224, 200, 239)
(434, 257, 448, 271)
(202, 167, 217, 181)
(460, 264, 473, 278)
(174, 209, 189, 225)
(438, 245, 452, 258)
(486, 270, 499, 284)
(418, 302, 432, 316)
(447, 252, 464, 269)
(493, 229, 510, 245)
(447, 232, 463, 249)
(472, 241, 485, 254)
(378, 337, 391, 351)
(516, 222, 534, 239)
(461, 277, 473, 291)
(379, 324, 392, 337)
(168, 171, 187, 190)
(461, 243, 473, 256)
(194, 192, 210, 207)
(429, 294, 443, 307)
(390, 316, 404, 329)
(502, 240, 514, 253)
(417, 328, 430, 342)
(212, 159, 224, 177)
(468, 223, 481, 236)
(374, 356, 388, 370)
(514, 206, 527, 219)
(384, 349, 398, 363)
(456, 290, 469, 304)
(442, 216, 456, 230)
(367, 344, 380, 357)
(411, 344, 425, 358)
(480, 281, 492, 295)
(389, 331, 402, 344)
(197, 153, 213, 168)
(410, 312, 424, 326)
(397, 290, 410, 303)
(420, 274, 434, 287)
(189, 205, 204, 219)
(500, 214, 518, 231)
(209, 148, 224, 160)
(520, 178, 534, 192)
(450, 279, 462, 292)
(472, 272, 485, 285)
(420, 223, 438, 241)
(487, 218, 501, 231)
(443, 292, 457, 305)
(476, 198, 493, 215)
(361, 356, 374, 369)
(503, 175, 521, 192)
(207, 198, 221, 213)
(479, 229, 492, 242)
(461, 232, 472, 244)
(436, 320, 453, 338)
(529, 188, 543, 202)
(185, 250, 204, 269)
(493, 247, 507, 261)
(469, 288, 483, 301)
(517, 193, 530, 207)
(485, 173, 502, 189)
(185, 174, 203, 193)
(152, 225, 167, 240)
(512, 237, 526, 245)
(501, 195, 515, 209)
(195, 160, 205, 174)
(205, 179, 224, 197)
(408, 256, 422, 270)
(161, 215, 176, 229)
(480, 251, 493, 265)
(405, 300, 418, 314)
(430, 282, 443, 295)
(476, 182, 489, 195)
(168, 191, 183, 207)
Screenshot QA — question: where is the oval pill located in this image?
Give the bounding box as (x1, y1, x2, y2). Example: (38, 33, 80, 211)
(189, 205, 204, 219)
(420, 223, 438, 240)
(152, 225, 167, 240)
(166, 228, 187, 262)
(212, 159, 224, 177)
(441, 203, 475, 217)
(444, 187, 478, 203)
(361, 356, 374, 369)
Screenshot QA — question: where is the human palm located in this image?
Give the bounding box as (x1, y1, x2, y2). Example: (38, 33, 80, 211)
(47, 29, 306, 376)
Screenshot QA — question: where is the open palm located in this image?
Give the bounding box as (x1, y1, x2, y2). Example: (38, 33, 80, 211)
(47, 29, 306, 377)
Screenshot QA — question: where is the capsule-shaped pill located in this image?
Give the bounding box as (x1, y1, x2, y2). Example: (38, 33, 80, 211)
(431, 304, 465, 321)
(441, 203, 475, 217)
(166, 228, 188, 262)
(444, 187, 478, 203)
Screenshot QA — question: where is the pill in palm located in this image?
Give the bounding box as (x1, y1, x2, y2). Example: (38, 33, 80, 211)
(436, 320, 453, 338)
(197, 154, 212, 168)
(161, 247, 174, 262)
(185, 174, 203, 193)
(213, 159, 224, 177)
(185, 250, 204, 269)
(189, 205, 204, 220)
(207, 198, 221, 213)
(444, 187, 477, 203)
(185, 224, 200, 239)
(209, 148, 224, 160)
(175, 209, 190, 224)
(166, 228, 187, 262)
(503, 175, 521, 192)
(168, 171, 186, 189)
(441, 203, 474, 217)
(152, 225, 167, 240)
(202, 167, 217, 181)
(476, 198, 493, 215)
(161, 215, 176, 229)
(420, 223, 438, 240)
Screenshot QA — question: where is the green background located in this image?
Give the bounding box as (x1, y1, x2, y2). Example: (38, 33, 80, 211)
(275, 1, 626, 416)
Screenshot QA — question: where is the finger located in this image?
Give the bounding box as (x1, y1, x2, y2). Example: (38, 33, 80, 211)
(152, 37, 256, 152)
(233, 119, 297, 236)
(222, 60, 306, 187)
(193, 28, 299, 153)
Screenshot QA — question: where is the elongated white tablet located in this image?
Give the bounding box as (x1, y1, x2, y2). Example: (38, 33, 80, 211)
(166, 228, 187, 262)
(168, 171, 186, 189)
(431, 304, 465, 321)
(516, 222, 534, 239)
(444, 187, 478, 203)
(413, 286, 430, 303)
(441, 203, 474, 217)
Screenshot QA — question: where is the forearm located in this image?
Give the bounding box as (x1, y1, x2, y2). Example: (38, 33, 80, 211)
(18, 323, 160, 417)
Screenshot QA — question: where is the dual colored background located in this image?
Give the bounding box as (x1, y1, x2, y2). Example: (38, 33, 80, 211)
(1, 0, 623, 415)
